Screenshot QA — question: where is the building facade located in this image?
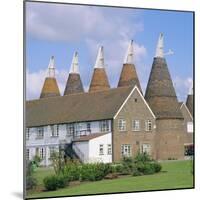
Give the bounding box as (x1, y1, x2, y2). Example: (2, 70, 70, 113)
(26, 34, 194, 166)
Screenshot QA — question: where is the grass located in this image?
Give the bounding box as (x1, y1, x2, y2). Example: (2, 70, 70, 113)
(27, 160, 194, 199)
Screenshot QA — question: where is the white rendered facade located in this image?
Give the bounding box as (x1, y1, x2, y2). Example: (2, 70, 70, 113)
(26, 120, 112, 166)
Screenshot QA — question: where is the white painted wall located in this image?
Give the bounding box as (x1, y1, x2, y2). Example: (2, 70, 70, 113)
(89, 132, 112, 163)
(73, 132, 112, 163)
(26, 120, 112, 166)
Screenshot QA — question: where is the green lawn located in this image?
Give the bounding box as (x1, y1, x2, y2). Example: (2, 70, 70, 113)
(27, 160, 194, 199)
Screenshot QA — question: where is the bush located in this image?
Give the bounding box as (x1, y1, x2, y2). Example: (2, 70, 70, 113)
(134, 152, 152, 163)
(79, 163, 110, 181)
(43, 175, 58, 191)
(26, 176, 37, 190)
(63, 162, 81, 181)
(121, 157, 134, 175)
(152, 162, 162, 173)
(115, 164, 124, 173)
(57, 175, 69, 188)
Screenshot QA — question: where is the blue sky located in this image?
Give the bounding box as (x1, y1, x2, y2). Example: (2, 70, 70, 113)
(26, 2, 193, 101)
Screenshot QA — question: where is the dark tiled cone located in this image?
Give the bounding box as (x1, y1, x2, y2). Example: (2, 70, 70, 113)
(145, 57, 183, 119)
(64, 73, 84, 95)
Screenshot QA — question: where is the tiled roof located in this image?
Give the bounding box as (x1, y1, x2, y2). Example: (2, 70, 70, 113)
(40, 77, 60, 99)
(145, 57, 183, 119)
(26, 86, 133, 127)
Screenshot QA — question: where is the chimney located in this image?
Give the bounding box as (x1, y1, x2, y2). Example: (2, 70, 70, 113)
(40, 56, 60, 99)
(89, 46, 110, 92)
(64, 52, 84, 95)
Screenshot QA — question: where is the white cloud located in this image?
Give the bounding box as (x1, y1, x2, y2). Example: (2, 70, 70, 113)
(26, 2, 147, 97)
(173, 76, 193, 102)
(26, 69, 68, 100)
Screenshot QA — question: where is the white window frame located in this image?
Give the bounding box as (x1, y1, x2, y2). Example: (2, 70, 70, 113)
(99, 144, 104, 155)
(118, 119, 126, 131)
(36, 127, 44, 139)
(121, 144, 131, 157)
(26, 128, 30, 140)
(141, 143, 151, 154)
(100, 120, 109, 132)
(187, 122, 193, 133)
(26, 149, 30, 160)
(107, 144, 112, 155)
(145, 120, 152, 131)
(67, 124, 75, 136)
(50, 125, 59, 137)
(39, 147, 45, 160)
(132, 120, 140, 131)
(49, 146, 58, 158)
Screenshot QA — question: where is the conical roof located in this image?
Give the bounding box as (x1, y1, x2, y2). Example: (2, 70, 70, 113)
(40, 56, 60, 99)
(145, 34, 183, 119)
(89, 46, 110, 92)
(186, 88, 193, 116)
(118, 40, 142, 92)
(64, 52, 84, 95)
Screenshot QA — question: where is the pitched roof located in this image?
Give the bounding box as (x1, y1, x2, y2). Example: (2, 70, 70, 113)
(26, 86, 133, 127)
(89, 68, 110, 92)
(64, 73, 84, 95)
(73, 133, 107, 142)
(40, 77, 60, 99)
(186, 94, 193, 117)
(118, 64, 142, 93)
(145, 57, 183, 119)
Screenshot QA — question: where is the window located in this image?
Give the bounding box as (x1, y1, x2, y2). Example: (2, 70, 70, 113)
(118, 119, 126, 131)
(121, 144, 131, 157)
(141, 144, 151, 154)
(132, 120, 140, 131)
(39, 148, 45, 159)
(99, 144, 104, 155)
(100, 120, 109, 132)
(26, 149, 29, 160)
(145, 120, 152, 131)
(67, 124, 75, 136)
(86, 123, 91, 132)
(49, 146, 58, 158)
(187, 122, 193, 133)
(26, 128, 30, 140)
(107, 144, 112, 155)
(50, 125, 59, 137)
(36, 127, 44, 139)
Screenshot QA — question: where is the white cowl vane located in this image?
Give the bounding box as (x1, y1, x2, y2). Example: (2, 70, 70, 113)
(124, 40, 134, 64)
(69, 52, 79, 74)
(94, 46, 105, 68)
(48, 56, 55, 78)
(155, 33, 164, 58)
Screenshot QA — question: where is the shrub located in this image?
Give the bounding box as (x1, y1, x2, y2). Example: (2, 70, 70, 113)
(57, 175, 69, 188)
(115, 164, 124, 173)
(26, 176, 37, 190)
(121, 157, 134, 175)
(80, 163, 109, 181)
(134, 152, 152, 163)
(43, 175, 58, 191)
(152, 162, 162, 173)
(63, 161, 81, 181)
